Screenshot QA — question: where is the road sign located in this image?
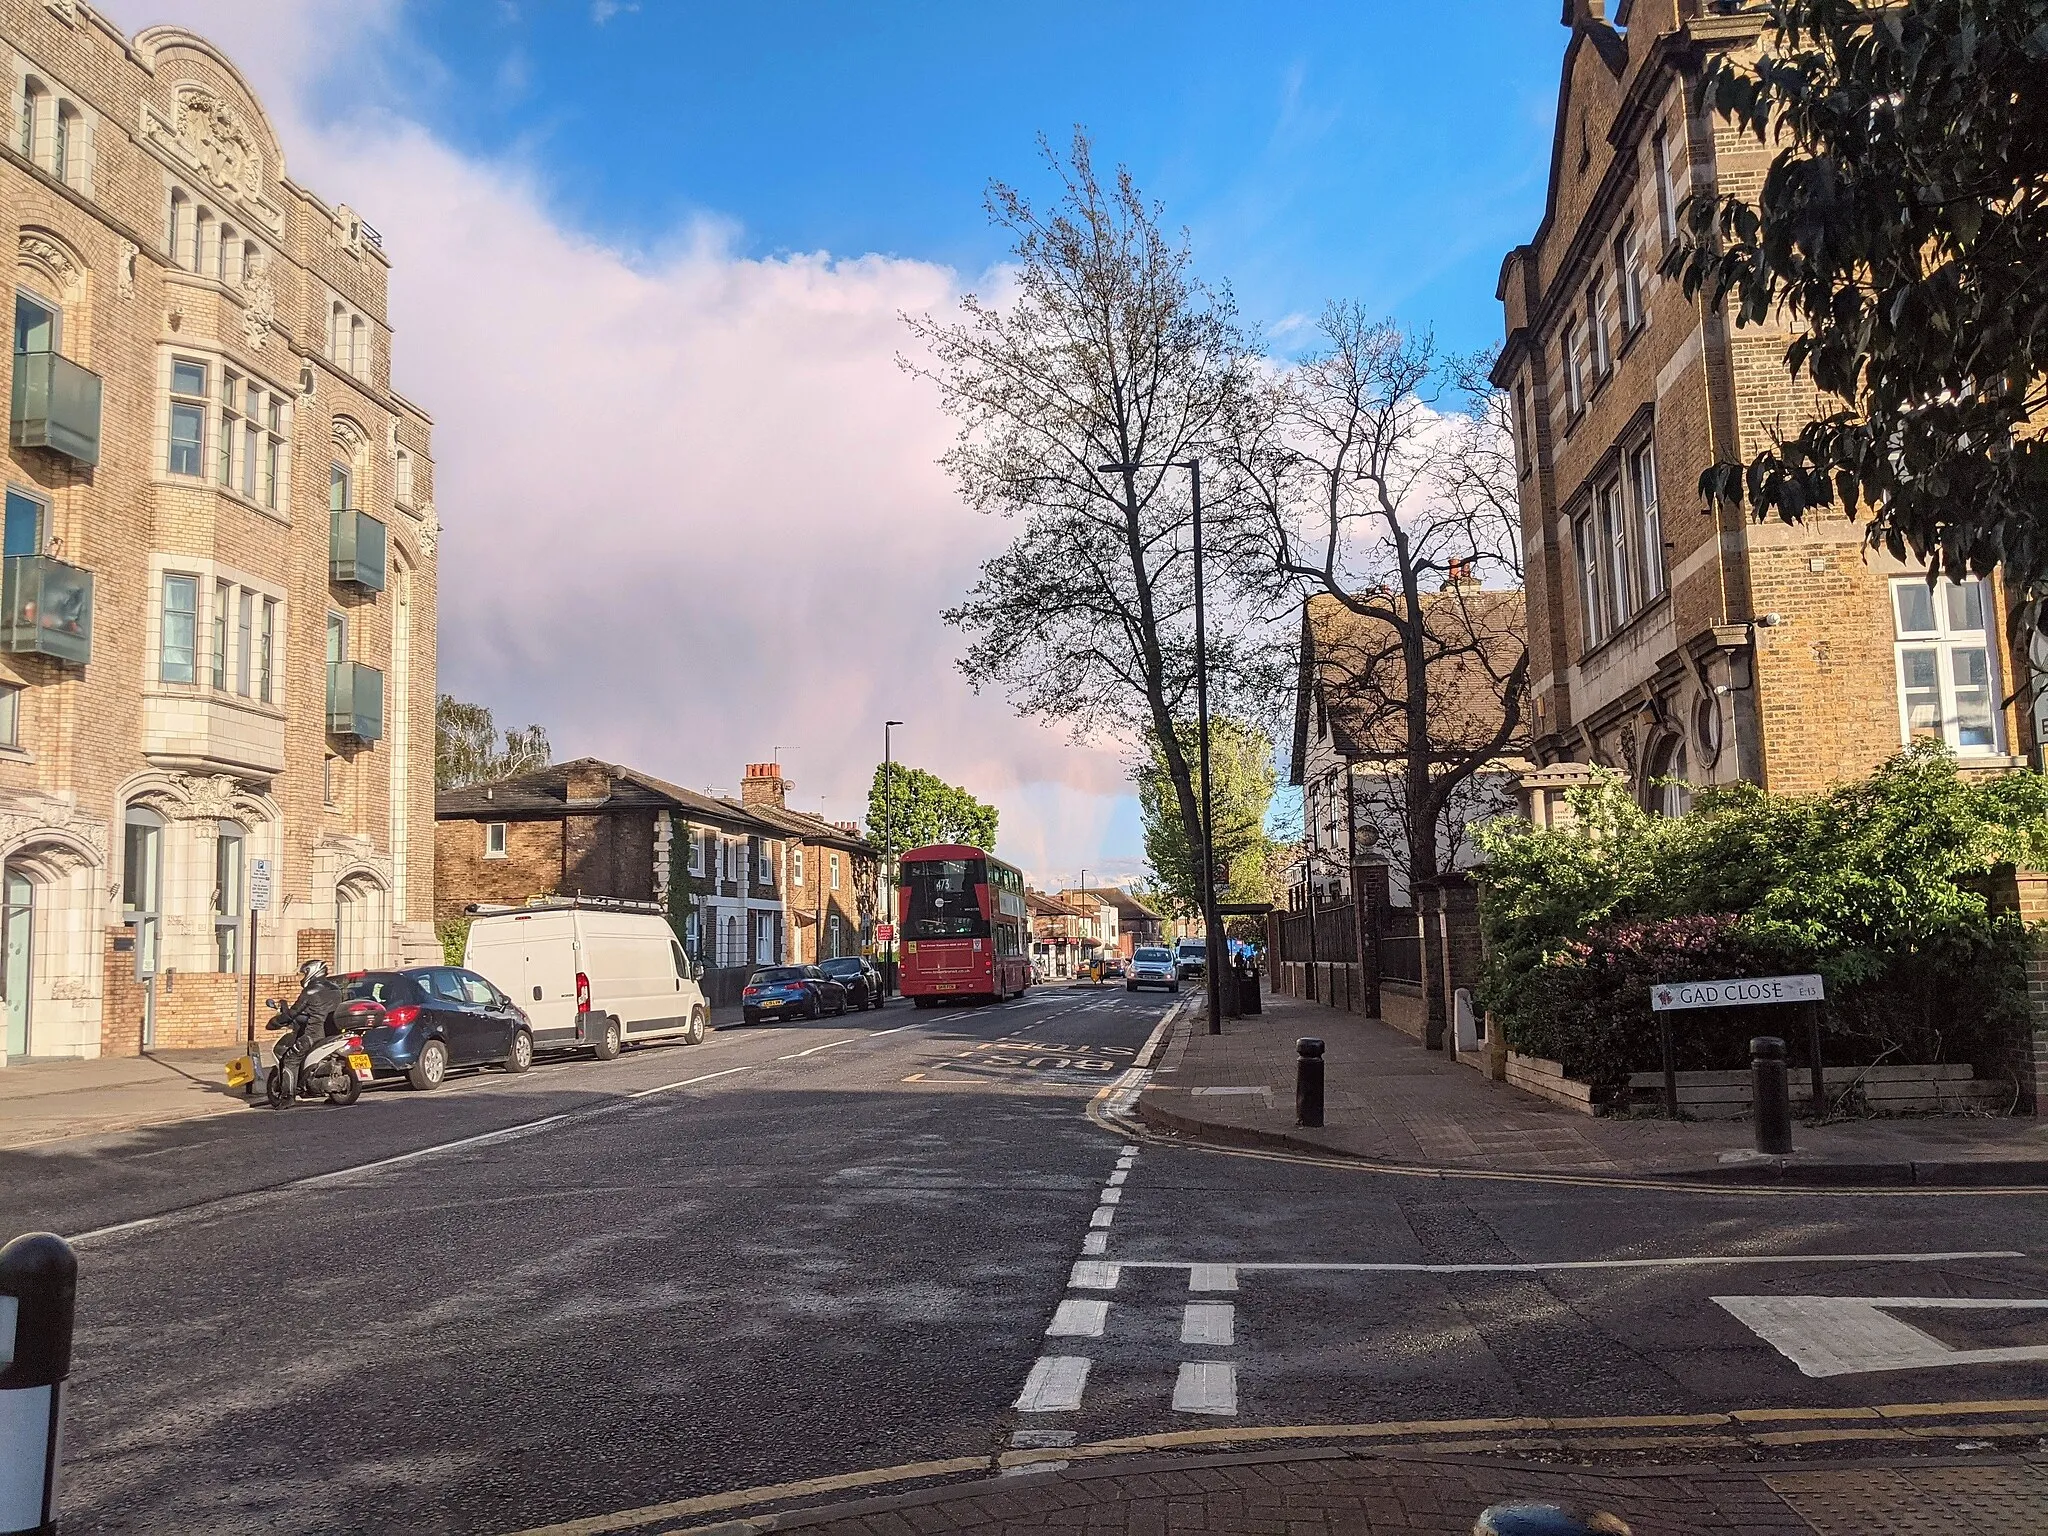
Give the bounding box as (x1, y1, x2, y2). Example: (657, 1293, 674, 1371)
(1650, 974, 1822, 1011)
(876, 922, 895, 941)
(249, 857, 274, 914)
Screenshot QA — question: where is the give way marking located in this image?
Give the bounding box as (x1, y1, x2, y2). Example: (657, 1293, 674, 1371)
(1714, 1294, 2048, 1378)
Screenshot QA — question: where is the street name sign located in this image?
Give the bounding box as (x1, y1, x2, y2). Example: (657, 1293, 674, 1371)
(249, 857, 274, 914)
(1650, 974, 1822, 1012)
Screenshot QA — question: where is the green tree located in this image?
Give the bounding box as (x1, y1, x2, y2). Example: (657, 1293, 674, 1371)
(435, 694, 551, 791)
(1137, 717, 1279, 917)
(1670, 0, 2048, 605)
(866, 763, 999, 851)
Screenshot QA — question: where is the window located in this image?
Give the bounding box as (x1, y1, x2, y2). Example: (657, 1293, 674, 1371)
(122, 805, 164, 977)
(4, 487, 45, 558)
(15, 288, 55, 356)
(485, 822, 508, 859)
(193, 207, 213, 276)
(827, 913, 841, 958)
(1574, 512, 1604, 649)
(749, 838, 764, 886)
(168, 360, 207, 475)
(1587, 278, 1612, 378)
(350, 317, 367, 378)
(326, 610, 347, 667)
(1562, 320, 1585, 415)
(1616, 226, 1645, 335)
(331, 462, 351, 515)
(160, 575, 198, 683)
(1893, 578, 2001, 754)
(686, 826, 704, 875)
(215, 223, 237, 284)
(1653, 125, 1682, 245)
(256, 598, 276, 703)
(1598, 479, 1632, 630)
(792, 846, 805, 884)
(830, 853, 842, 891)
(263, 398, 283, 508)
(166, 190, 186, 264)
(0, 683, 19, 749)
(235, 589, 254, 697)
(395, 449, 413, 507)
(214, 821, 244, 972)
(50, 103, 70, 186)
(16, 81, 38, 162)
(211, 580, 230, 689)
(216, 368, 240, 485)
(323, 753, 336, 807)
(1631, 442, 1664, 601)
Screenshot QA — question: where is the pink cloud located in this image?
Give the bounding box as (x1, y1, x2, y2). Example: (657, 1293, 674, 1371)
(100, 0, 1143, 889)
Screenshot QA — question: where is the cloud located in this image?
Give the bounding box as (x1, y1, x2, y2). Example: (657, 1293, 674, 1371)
(590, 0, 639, 22)
(99, 0, 1143, 891)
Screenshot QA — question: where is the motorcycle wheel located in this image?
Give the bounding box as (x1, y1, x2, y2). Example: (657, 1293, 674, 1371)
(265, 1066, 291, 1109)
(327, 1069, 361, 1106)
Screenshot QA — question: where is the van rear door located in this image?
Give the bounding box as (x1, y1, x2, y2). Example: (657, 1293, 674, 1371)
(467, 911, 580, 1046)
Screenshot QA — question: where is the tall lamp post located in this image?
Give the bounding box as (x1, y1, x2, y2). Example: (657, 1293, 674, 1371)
(883, 720, 903, 998)
(1101, 457, 1222, 1035)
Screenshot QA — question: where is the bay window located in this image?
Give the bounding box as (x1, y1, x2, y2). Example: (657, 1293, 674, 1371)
(160, 574, 197, 683)
(168, 360, 207, 476)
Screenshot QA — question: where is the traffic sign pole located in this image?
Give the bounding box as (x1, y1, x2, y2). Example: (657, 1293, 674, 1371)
(245, 859, 274, 1080)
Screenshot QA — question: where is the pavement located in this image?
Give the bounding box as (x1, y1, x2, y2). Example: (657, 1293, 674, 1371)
(8, 981, 2048, 1534)
(1133, 988, 2048, 1187)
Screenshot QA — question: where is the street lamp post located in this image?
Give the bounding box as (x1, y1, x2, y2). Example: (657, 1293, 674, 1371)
(1100, 457, 1224, 1034)
(883, 720, 903, 998)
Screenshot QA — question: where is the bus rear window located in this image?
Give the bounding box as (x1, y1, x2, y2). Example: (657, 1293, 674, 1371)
(904, 857, 989, 940)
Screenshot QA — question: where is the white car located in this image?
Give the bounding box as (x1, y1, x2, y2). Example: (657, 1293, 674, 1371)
(464, 898, 708, 1060)
(1127, 945, 1178, 992)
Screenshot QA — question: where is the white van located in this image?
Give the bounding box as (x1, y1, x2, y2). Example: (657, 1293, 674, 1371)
(463, 898, 708, 1059)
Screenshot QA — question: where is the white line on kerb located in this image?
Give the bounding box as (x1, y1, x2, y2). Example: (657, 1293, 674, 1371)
(1069, 1261, 1121, 1290)
(1015, 1356, 1091, 1412)
(1097, 1188, 1123, 1206)
(1080, 1231, 1109, 1255)
(1089, 1206, 1116, 1229)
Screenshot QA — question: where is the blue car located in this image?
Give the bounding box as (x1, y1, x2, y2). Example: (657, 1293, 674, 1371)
(341, 967, 535, 1090)
(741, 964, 848, 1024)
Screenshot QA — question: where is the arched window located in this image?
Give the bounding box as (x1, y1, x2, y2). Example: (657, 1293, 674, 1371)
(192, 207, 212, 274)
(349, 316, 367, 377)
(51, 102, 75, 186)
(166, 189, 187, 263)
(214, 820, 245, 972)
(241, 241, 258, 287)
(329, 302, 346, 363)
(394, 449, 413, 507)
(17, 80, 42, 163)
(1647, 735, 1691, 820)
(216, 223, 237, 283)
(121, 805, 165, 977)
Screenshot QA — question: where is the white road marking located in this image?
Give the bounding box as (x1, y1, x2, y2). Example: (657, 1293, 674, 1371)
(1045, 1299, 1110, 1338)
(1015, 1355, 1091, 1412)
(1181, 1302, 1235, 1346)
(1009, 1429, 1076, 1449)
(1098, 1188, 1122, 1206)
(778, 1038, 862, 1060)
(1068, 1261, 1121, 1290)
(1118, 1251, 2022, 1277)
(1106, 1169, 1129, 1187)
(1714, 1295, 2048, 1378)
(1121, 1143, 1140, 1155)
(67, 1214, 162, 1244)
(1080, 1231, 1109, 1255)
(293, 1112, 576, 1184)
(1172, 1361, 1237, 1415)
(626, 1065, 757, 1099)
(1088, 1206, 1116, 1229)
(1189, 1264, 1239, 1292)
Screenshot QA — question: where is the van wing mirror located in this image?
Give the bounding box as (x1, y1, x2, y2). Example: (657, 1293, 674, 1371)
(690, 960, 705, 982)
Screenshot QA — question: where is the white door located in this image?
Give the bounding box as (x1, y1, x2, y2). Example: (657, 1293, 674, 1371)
(3, 867, 31, 1057)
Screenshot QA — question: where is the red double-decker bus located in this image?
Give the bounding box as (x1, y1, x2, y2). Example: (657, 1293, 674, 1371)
(897, 844, 1031, 1006)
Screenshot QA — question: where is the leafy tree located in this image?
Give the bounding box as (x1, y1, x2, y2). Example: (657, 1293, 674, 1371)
(905, 131, 1274, 969)
(866, 763, 999, 851)
(1137, 717, 1279, 917)
(435, 694, 551, 790)
(1670, 0, 2048, 606)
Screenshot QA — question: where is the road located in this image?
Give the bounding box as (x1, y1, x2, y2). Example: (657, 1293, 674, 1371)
(7, 983, 2046, 1534)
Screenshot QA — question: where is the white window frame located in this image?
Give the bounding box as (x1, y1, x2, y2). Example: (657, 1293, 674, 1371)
(1598, 477, 1632, 632)
(1631, 442, 1665, 601)
(1588, 278, 1612, 379)
(1653, 125, 1679, 245)
(484, 821, 508, 860)
(168, 358, 209, 477)
(1562, 320, 1585, 415)
(1891, 577, 2003, 756)
(830, 853, 842, 892)
(160, 573, 199, 684)
(1615, 226, 1644, 335)
(792, 846, 805, 884)
(687, 825, 704, 875)
(1574, 511, 1604, 650)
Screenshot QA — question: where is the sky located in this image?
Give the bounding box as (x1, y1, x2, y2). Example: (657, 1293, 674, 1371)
(101, 0, 1562, 891)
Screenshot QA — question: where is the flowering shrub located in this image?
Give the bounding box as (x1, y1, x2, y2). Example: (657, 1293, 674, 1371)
(1475, 744, 2041, 1090)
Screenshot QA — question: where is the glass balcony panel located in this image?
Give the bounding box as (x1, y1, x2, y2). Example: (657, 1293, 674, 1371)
(326, 660, 384, 741)
(1, 555, 93, 664)
(10, 351, 102, 466)
(329, 507, 388, 592)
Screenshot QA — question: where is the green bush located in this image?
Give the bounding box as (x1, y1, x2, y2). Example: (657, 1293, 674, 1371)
(1475, 743, 2043, 1091)
(436, 915, 471, 966)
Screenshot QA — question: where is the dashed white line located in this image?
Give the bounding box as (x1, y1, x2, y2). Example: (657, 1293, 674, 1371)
(1088, 1207, 1116, 1229)
(1069, 1261, 1121, 1290)
(1106, 1168, 1128, 1187)
(1080, 1232, 1109, 1255)
(1097, 1188, 1122, 1206)
(626, 1064, 757, 1099)
(1122, 1252, 2024, 1277)
(1172, 1361, 1237, 1415)
(1181, 1302, 1235, 1346)
(777, 1038, 860, 1061)
(1015, 1356, 1091, 1412)
(1045, 1299, 1110, 1338)
(1189, 1264, 1239, 1292)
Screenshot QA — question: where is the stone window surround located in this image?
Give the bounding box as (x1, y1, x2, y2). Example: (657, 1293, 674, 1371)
(1563, 406, 1666, 664)
(141, 552, 288, 717)
(8, 51, 95, 197)
(153, 346, 297, 525)
(159, 174, 269, 292)
(1890, 575, 2006, 758)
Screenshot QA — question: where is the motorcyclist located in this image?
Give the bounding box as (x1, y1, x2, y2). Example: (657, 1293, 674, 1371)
(272, 959, 346, 1087)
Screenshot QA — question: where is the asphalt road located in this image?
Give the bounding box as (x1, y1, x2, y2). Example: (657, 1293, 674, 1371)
(10, 984, 2048, 1534)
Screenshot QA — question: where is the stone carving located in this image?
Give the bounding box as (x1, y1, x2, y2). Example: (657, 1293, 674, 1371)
(171, 772, 248, 820)
(44, 0, 79, 25)
(18, 234, 78, 289)
(242, 257, 276, 349)
(1617, 718, 1639, 777)
(175, 88, 263, 201)
(414, 501, 439, 555)
(117, 240, 137, 299)
(0, 793, 107, 871)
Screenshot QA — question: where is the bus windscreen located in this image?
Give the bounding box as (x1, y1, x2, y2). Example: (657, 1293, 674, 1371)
(904, 857, 988, 940)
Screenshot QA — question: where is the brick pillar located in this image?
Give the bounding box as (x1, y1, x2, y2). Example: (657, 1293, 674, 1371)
(1415, 879, 1447, 1051)
(1985, 865, 2048, 1115)
(1355, 862, 1389, 1020)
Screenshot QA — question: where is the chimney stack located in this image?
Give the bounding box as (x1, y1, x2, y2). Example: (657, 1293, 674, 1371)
(741, 763, 789, 811)
(563, 761, 612, 804)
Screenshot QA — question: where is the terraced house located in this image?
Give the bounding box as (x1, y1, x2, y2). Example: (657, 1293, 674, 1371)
(0, 8, 439, 1063)
(1493, 0, 2033, 817)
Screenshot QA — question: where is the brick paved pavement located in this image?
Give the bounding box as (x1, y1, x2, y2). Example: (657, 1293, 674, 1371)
(674, 1448, 2048, 1535)
(1134, 992, 2048, 1184)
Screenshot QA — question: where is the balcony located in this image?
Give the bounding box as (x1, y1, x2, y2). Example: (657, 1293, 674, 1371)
(329, 507, 387, 592)
(10, 351, 102, 466)
(1, 555, 93, 664)
(327, 660, 383, 741)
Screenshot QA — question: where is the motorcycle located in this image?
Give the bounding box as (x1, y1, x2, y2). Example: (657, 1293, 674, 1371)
(264, 992, 380, 1109)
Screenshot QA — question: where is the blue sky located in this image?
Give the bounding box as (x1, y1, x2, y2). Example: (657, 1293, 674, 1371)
(383, 1, 1559, 359)
(107, 0, 1569, 890)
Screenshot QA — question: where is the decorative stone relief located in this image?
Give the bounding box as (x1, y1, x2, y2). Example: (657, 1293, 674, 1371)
(18, 234, 81, 301)
(175, 87, 262, 201)
(241, 256, 276, 349)
(0, 792, 107, 870)
(117, 241, 138, 299)
(44, 0, 79, 25)
(171, 772, 247, 821)
(414, 501, 439, 555)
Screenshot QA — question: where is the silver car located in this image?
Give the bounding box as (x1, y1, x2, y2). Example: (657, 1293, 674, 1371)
(1127, 945, 1178, 993)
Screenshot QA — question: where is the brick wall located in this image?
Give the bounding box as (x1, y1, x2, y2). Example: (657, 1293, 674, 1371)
(433, 809, 664, 920)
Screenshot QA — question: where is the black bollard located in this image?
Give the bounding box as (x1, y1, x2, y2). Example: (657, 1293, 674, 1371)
(1751, 1036, 1793, 1156)
(1295, 1037, 1325, 1128)
(1, 1232, 77, 1536)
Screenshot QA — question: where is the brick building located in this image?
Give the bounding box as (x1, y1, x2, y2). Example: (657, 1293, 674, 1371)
(1068, 887, 1164, 959)
(0, 8, 439, 1063)
(732, 763, 877, 968)
(1493, 0, 2030, 810)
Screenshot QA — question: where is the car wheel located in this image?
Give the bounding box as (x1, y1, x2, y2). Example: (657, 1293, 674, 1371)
(505, 1029, 534, 1074)
(687, 1007, 707, 1044)
(592, 1017, 622, 1061)
(408, 1039, 449, 1091)
(742, 1009, 758, 1026)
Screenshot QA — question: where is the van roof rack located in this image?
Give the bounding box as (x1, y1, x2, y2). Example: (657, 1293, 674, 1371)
(465, 896, 668, 916)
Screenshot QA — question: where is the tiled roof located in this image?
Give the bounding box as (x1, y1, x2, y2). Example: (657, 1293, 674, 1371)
(436, 758, 775, 835)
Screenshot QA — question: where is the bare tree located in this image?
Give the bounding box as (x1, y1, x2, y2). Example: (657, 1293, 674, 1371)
(904, 132, 1272, 933)
(1233, 305, 1528, 891)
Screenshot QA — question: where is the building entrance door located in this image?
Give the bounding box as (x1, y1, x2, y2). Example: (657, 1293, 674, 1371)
(3, 866, 31, 1056)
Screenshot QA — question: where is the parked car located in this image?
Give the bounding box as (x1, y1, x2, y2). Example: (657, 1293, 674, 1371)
(1127, 945, 1178, 993)
(1174, 939, 1207, 981)
(742, 964, 848, 1023)
(818, 956, 885, 1009)
(341, 967, 534, 1090)
(464, 900, 708, 1060)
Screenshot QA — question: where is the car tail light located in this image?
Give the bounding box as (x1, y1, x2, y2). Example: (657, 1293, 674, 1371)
(383, 1004, 420, 1029)
(742, 986, 758, 998)
(576, 972, 591, 1013)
